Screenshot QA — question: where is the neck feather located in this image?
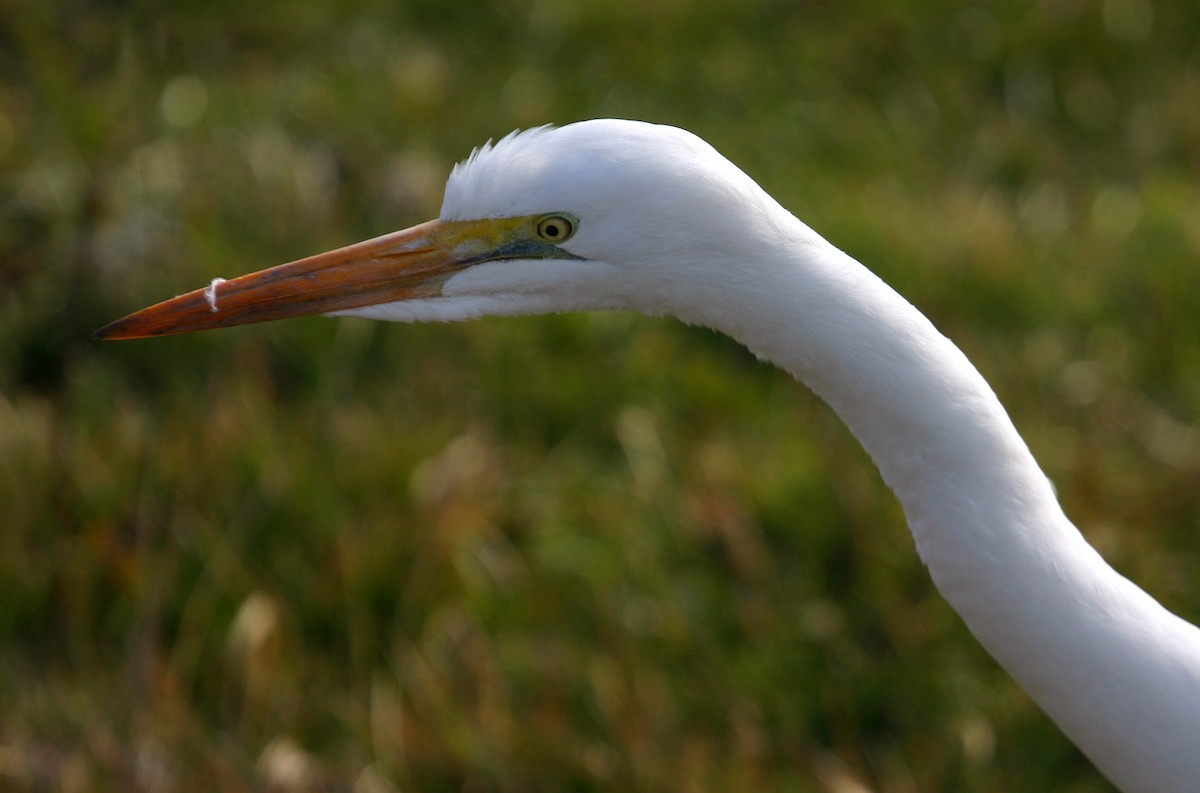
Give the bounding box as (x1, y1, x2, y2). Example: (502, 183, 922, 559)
(669, 217, 1200, 793)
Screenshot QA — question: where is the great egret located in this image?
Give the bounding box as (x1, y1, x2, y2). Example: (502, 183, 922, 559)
(97, 119, 1200, 792)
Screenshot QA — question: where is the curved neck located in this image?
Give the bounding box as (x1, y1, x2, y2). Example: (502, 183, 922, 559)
(668, 220, 1200, 793)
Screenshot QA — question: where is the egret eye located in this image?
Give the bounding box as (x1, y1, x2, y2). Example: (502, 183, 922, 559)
(534, 213, 577, 243)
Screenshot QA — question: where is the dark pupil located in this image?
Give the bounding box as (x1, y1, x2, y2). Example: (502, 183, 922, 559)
(544, 223, 560, 238)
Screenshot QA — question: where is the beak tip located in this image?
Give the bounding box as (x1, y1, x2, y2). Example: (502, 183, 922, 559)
(93, 314, 157, 341)
(92, 321, 121, 342)
(93, 323, 118, 341)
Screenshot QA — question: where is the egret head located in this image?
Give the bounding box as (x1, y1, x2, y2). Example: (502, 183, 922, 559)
(95, 119, 789, 339)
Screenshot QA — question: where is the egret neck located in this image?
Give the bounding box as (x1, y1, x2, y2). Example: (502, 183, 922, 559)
(668, 222, 1200, 793)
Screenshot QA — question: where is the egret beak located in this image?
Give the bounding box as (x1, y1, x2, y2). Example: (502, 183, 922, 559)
(94, 217, 549, 340)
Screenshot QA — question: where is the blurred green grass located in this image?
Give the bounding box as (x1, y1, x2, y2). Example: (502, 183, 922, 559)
(2, 1, 1199, 790)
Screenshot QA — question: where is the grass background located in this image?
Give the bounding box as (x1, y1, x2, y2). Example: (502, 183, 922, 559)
(3, 0, 1199, 790)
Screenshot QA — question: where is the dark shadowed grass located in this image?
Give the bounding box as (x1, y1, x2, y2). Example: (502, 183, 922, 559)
(2, 1, 1199, 791)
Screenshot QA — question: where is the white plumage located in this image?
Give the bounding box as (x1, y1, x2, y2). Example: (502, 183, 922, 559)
(99, 119, 1200, 793)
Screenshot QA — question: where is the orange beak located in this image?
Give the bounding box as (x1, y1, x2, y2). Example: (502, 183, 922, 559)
(94, 217, 537, 340)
